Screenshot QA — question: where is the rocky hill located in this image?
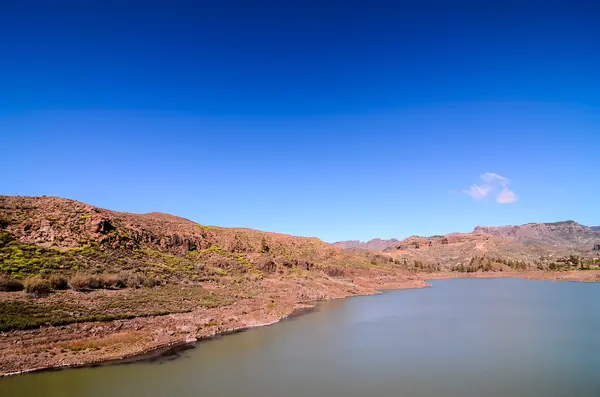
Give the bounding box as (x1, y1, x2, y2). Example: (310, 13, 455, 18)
(332, 238, 400, 251)
(0, 195, 424, 375)
(473, 221, 599, 248)
(374, 222, 600, 272)
(0, 195, 380, 284)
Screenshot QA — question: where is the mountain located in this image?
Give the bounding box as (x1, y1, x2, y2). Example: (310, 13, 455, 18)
(332, 238, 399, 251)
(473, 221, 599, 248)
(364, 221, 599, 271)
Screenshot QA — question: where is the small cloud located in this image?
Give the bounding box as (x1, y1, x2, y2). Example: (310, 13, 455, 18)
(481, 172, 509, 186)
(463, 173, 518, 204)
(496, 188, 518, 204)
(464, 184, 491, 200)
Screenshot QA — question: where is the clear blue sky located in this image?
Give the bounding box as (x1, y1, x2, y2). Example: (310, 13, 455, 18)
(1, 1, 599, 242)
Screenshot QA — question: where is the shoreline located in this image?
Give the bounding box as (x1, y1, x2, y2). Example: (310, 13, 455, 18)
(1, 270, 598, 377)
(1, 305, 318, 377)
(0, 275, 427, 377)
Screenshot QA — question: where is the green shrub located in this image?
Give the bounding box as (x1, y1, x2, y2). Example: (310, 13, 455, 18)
(48, 275, 69, 290)
(24, 277, 53, 297)
(0, 274, 24, 292)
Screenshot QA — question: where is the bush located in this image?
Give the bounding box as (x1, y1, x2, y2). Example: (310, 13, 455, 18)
(322, 266, 345, 277)
(24, 277, 53, 297)
(69, 273, 100, 291)
(143, 277, 161, 288)
(122, 273, 146, 288)
(70, 273, 132, 291)
(48, 275, 69, 290)
(98, 273, 126, 289)
(0, 274, 24, 292)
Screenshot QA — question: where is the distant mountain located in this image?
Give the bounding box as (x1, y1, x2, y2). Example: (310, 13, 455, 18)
(332, 238, 400, 251)
(335, 221, 600, 270)
(473, 221, 599, 248)
(592, 226, 600, 232)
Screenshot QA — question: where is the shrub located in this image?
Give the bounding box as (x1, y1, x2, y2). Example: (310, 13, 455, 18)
(123, 273, 147, 288)
(0, 274, 24, 292)
(97, 273, 126, 289)
(24, 277, 53, 297)
(322, 266, 345, 277)
(69, 273, 100, 291)
(70, 272, 159, 291)
(142, 276, 161, 288)
(48, 275, 69, 290)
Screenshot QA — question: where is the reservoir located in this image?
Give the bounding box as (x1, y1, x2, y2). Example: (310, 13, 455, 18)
(2, 278, 600, 396)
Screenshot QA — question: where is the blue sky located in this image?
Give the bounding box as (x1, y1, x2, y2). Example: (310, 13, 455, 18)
(1, 1, 599, 242)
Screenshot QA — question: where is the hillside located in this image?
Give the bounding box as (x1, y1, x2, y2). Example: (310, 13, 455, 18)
(375, 222, 600, 272)
(473, 221, 599, 248)
(0, 195, 373, 283)
(332, 238, 399, 251)
(0, 195, 421, 375)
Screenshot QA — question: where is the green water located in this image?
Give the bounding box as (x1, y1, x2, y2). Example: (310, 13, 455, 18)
(2, 278, 600, 396)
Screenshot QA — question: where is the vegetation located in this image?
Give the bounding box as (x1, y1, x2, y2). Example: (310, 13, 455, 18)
(0, 285, 231, 332)
(0, 232, 78, 276)
(48, 275, 69, 290)
(541, 255, 600, 271)
(0, 274, 24, 291)
(447, 255, 600, 273)
(23, 277, 53, 297)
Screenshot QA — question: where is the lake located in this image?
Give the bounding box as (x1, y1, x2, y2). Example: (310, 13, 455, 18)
(2, 278, 600, 397)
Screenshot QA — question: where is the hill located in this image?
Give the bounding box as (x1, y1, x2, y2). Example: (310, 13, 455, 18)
(332, 238, 399, 251)
(0, 195, 421, 375)
(377, 221, 600, 272)
(0, 195, 371, 283)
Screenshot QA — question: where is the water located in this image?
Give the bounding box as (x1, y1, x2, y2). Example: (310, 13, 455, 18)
(2, 278, 600, 397)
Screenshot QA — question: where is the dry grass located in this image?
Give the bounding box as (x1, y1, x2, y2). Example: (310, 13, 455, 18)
(48, 275, 69, 290)
(0, 285, 234, 332)
(24, 277, 53, 297)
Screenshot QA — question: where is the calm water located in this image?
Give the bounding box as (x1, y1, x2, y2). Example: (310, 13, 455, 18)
(2, 278, 600, 397)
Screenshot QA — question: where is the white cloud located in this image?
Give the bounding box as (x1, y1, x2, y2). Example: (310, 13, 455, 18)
(465, 184, 492, 200)
(463, 173, 518, 204)
(496, 188, 518, 204)
(481, 172, 509, 186)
